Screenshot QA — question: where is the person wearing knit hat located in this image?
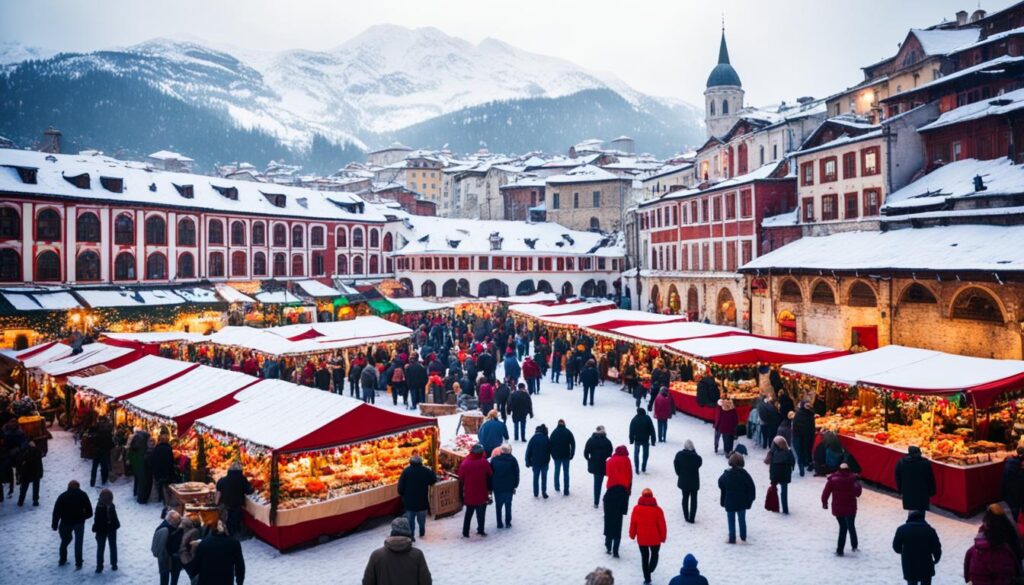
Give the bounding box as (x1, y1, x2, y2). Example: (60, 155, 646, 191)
(362, 516, 432, 584)
(585, 425, 614, 508)
(674, 439, 703, 524)
(525, 424, 552, 498)
(584, 567, 614, 585)
(397, 454, 438, 541)
(719, 452, 756, 544)
(629, 487, 667, 585)
(667, 553, 709, 585)
(458, 443, 493, 538)
(822, 458, 862, 556)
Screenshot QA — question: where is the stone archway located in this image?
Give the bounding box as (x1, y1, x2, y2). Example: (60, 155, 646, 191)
(516, 279, 536, 295)
(649, 284, 661, 312)
(457, 278, 471, 297)
(667, 284, 681, 315)
(581, 279, 597, 298)
(421, 280, 437, 297)
(561, 282, 574, 297)
(479, 279, 509, 297)
(442, 279, 458, 297)
(537, 280, 553, 293)
(717, 287, 737, 325)
(686, 286, 699, 321)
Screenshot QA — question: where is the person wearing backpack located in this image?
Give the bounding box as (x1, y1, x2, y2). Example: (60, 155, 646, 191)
(152, 510, 184, 585)
(390, 363, 407, 407)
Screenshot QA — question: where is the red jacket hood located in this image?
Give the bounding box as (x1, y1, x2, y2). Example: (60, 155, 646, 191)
(614, 446, 629, 457)
(638, 495, 658, 507)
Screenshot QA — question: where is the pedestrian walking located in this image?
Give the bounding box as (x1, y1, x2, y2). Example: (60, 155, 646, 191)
(179, 516, 202, 584)
(895, 445, 936, 516)
(216, 460, 254, 539)
(477, 377, 495, 414)
(52, 480, 93, 569)
(92, 488, 119, 573)
(629, 407, 656, 474)
(652, 388, 675, 443)
(673, 440, 702, 524)
(16, 439, 43, 506)
(585, 426, 613, 508)
(361, 362, 379, 404)
(477, 410, 509, 457)
(713, 399, 738, 455)
(503, 351, 521, 385)
(362, 517, 432, 585)
(522, 356, 541, 395)
(151, 431, 176, 514)
(128, 427, 150, 497)
(390, 362, 407, 406)
(458, 444, 493, 538)
(397, 454, 437, 540)
(525, 424, 552, 499)
(892, 510, 942, 585)
(152, 510, 184, 585)
(757, 397, 780, 450)
(490, 443, 520, 529)
(629, 487, 667, 585)
(964, 504, 1020, 585)
(550, 419, 576, 496)
(494, 379, 511, 422)
(603, 483, 629, 558)
(606, 445, 633, 495)
(89, 416, 114, 487)
(667, 553, 709, 585)
(580, 359, 600, 406)
(822, 463, 862, 556)
(766, 436, 795, 515)
(792, 400, 816, 477)
(508, 383, 533, 442)
(718, 452, 755, 544)
(406, 355, 427, 410)
(193, 521, 245, 585)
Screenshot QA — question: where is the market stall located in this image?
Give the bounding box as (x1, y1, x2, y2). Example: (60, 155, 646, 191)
(507, 300, 615, 327)
(784, 345, 1024, 515)
(294, 280, 343, 322)
(100, 331, 208, 360)
(499, 292, 560, 305)
(76, 287, 226, 334)
(67, 355, 199, 425)
(585, 321, 747, 345)
(192, 380, 439, 550)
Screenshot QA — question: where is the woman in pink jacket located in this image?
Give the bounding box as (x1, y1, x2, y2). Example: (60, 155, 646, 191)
(821, 462, 862, 556)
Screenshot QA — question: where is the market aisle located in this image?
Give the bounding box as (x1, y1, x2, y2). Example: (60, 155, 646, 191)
(0, 369, 979, 585)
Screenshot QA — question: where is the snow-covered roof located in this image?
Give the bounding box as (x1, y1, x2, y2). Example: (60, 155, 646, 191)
(389, 297, 452, 313)
(501, 175, 546, 189)
(667, 335, 839, 363)
(919, 87, 1024, 132)
(1, 288, 82, 311)
(392, 216, 624, 257)
(37, 342, 135, 376)
(761, 209, 799, 228)
(889, 55, 1024, 98)
(148, 150, 194, 162)
(910, 27, 981, 56)
(207, 316, 412, 356)
(0, 150, 385, 223)
(644, 160, 786, 207)
(546, 164, 624, 184)
(741, 225, 1024, 273)
(122, 365, 256, 423)
(782, 345, 942, 387)
(102, 331, 207, 344)
(885, 158, 1024, 210)
(949, 24, 1024, 54)
(253, 290, 306, 305)
(544, 309, 686, 328)
(294, 280, 341, 298)
(501, 292, 560, 304)
(0, 341, 72, 369)
(508, 300, 615, 319)
(215, 284, 257, 304)
(640, 163, 694, 182)
(68, 355, 195, 400)
(76, 288, 185, 308)
(597, 321, 745, 344)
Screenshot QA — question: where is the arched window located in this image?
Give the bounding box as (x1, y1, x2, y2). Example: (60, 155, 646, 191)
(114, 213, 134, 245)
(272, 224, 287, 247)
(709, 100, 716, 116)
(848, 281, 878, 307)
(273, 253, 287, 276)
(230, 221, 246, 246)
(0, 207, 20, 239)
(146, 252, 167, 280)
(231, 251, 247, 277)
(590, 217, 601, 231)
(382, 232, 393, 252)
(291, 254, 304, 276)
(352, 227, 364, 247)
(252, 222, 266, 246)
(36, 209, 62, 241)
(35, 251, 60, 281)
(336, 255, 348, 275)
(337, 227, 348, 247)
(177, 253, 195, 278)
(421, 280, 436, 297)
(76, 212, 101, 242)
(759, 145, 765, 166)
(178, 218, 196, 246)
(208, 219, 224, 245)
(253, 252, 266, 276)
(901, 283, 937, 304)
(722, 99, 729, 114)
(352, 255, 364, 274)
(75, 251, 100, 281)
(145, 216, 166, 245)
(951, 287, 1004, 323)
(311, 226, 325, 247)
(780, 279, 802, 302)
(811, 281, 836, 304)
(369, 228, 379, 248)
(0, 249, 21, 281)
(292, 225, 304, 247)
(369, 255, 379, 274)
(208, 252, 225, 277)
(114, 252, 136, 280)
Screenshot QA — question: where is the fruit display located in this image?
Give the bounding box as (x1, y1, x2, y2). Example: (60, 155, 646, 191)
(442, 433, 479, 456)
(668, 380, 758, 402)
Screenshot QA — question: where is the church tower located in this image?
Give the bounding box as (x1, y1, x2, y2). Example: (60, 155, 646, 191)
(704, 27, 744, 140)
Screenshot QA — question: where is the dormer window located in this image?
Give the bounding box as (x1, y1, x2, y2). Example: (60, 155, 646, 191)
(100, 176, 123, 193)
(212, 185, 238, 200)
(296, 197, 308, 209)
(63, 172, 90, 189)
(174, 184, 194, 199)
(446, 238, 460, 249)
(6, 166, 38, 184)
(489, 232, 503, 251)
(561, 233, 575, 246)
(261, 192, 286, 208)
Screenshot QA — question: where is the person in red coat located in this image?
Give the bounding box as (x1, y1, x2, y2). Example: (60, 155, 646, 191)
(629, 488, 667, 585)
(652, 389, 675, 443)
(605, 445, 633, 495)
(821, 463, 862, 556)
(965, 504, 1023, 585)
(458, 444, 493, 538)
(522, 357, 542, 395)
(714, 399, 739, 455)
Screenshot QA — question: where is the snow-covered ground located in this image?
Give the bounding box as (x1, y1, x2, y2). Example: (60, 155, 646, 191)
(0, 364, 979, 584)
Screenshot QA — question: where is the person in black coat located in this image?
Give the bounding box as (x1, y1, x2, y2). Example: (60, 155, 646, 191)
(718, 453, 755, 544)
(603, 484, 629, 557)
(16, 439, 43, 506)
(405, 356, 428, 410)
(477, 350, 495, 381)
(194, 523, 245, 585)
(89, 417, 114, 487)
(1003, 447, 1024, 520)
(629, 407, 657, 474)
(579, 360, 600, 406)
(92, 488, 120, 573)
(767, 436, 796, 514)
(397, 455, 438, 539)
(507, 384, 534, 442)
(52, 480, 93, 568)
(490, 444, 520, 529)
(892, 510, 942, 584)
(673, 440, 702, 523)
(695, 376, 719, 408)
(549, 419, 576, 496)
(584, 426, 614, 508)
(757, 398, 781, 449)
(525, 424, 552, 498)
(216, 461, 254, 538)
(792, 401, 816, 477)
(494, 380, 511, 422)
(895, 446, 936, 514)
(150, 433, 176, 513)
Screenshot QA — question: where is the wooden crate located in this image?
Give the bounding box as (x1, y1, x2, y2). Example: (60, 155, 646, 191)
(419, 403, 458, 417)
(459, 412, 485, 435)
(429, 475, 462, 519)
(438, 447, 466, 473)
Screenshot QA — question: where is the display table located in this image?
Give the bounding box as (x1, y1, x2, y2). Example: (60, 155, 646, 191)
(668, 390, 752, 425)
(831, 433, 1002, 516)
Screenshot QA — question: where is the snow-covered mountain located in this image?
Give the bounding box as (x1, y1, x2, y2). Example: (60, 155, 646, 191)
(0, 27, 704, 160)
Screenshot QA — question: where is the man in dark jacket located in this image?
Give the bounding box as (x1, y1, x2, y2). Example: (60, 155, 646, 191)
(314, 361, 331, 391)
(406, 355, 428, 410)
(718, 453, 756, 544)
(895, 445, 936, 514)
(507, 383, 533, 442)
(792, 401, 816, 477)
(16, 439, 44, 506)
(150, 433, 176, 514)
(216, 461, 254, 539)
(494, 380, 511, 422)
(525, 424, 552, 499)
(489, 444, 520, 529)
(397, 455, 437, 540)
(549, 419, 576, 496)
(90, 417, 114, 487)
(584, 426, 613, 508)
(363, 517, 432, 585)
(629, 407, 657, 474)
(349, 356, 366, 397)
(1003, 447, 1024, 520)
(579, 359, 600, 406)
(360, 364, 379, 404)
(695, 376, 719, 408)
(892, 510, 942, 585)
(757, 398, 781, 449)
(673, 440, 702, 523)
(477, 349, 495, 381)
(194, 521, 245, 585)
(52, 480, 93, 568)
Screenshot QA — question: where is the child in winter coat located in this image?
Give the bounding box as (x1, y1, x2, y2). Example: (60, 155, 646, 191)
(629, 487, 667, 585)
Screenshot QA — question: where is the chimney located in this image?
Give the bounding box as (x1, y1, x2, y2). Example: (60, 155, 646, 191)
(971, 9, 986, 23)
(41, 126, 62, 154)
(956, 10, 968, 26)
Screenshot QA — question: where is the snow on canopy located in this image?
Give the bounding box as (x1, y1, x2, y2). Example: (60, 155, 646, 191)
(195, 379, 435, 453)
(67, 355, 196, 401)
(740, 224, 1024, 273)
(121, 365, 260, 432)
(666, 335, 846, 366)
(389, 297, 453, 313)
(593, 321, 747, 344)
(500, 292, 560, 304)
(295, 280, 341, 298)
(782, 345, 939, 387)
(885, 158, 1024, 210)
(253, 290, 306, 305)
(215, 284, 257, 304)
(75, 288, 204, 308)
(102, 331, 208, 345)
(37, 343, 137, 377)
(508, 300, 615, 319)
(208, 316, 412, 356)
(0, 289, 82, 311)
(0, 341, 72, 368)
(543, 309, 686, 329)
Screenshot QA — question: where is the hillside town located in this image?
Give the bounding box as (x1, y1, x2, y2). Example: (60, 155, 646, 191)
(1, 3, 1024, 585)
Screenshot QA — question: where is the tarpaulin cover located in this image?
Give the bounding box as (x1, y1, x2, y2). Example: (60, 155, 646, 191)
(590, 320, 745, 343)
(0, 341, 72, 368)
(543, 309, 688, 329)
(68, 355, 197, 402)
(36, 343, 142, 377)
(122, 365, 261, 433)
(509, 300, 615, 319)
(666, 336, 847, 366)
(782, 345, 941, 387)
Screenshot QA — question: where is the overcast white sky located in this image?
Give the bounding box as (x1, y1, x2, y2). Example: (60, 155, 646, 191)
(1, 0, 1015, 106)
